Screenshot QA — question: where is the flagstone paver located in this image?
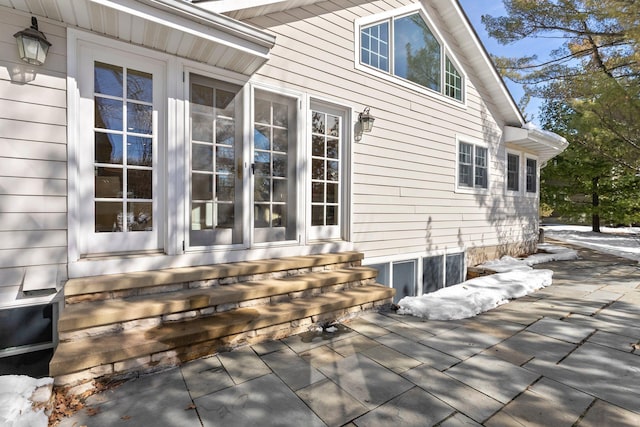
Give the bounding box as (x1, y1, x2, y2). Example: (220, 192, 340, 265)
(352, 387, 455, 427)
(525, 317, 596, 344)
(181, 356, 234, 399)
(359, 344, 422, 373)
(296, 379, 369, 427)
(195, 374, 326, 427)
(484, 377, 593, 427)
(374, 332, 460, 370)
(444, 353, 540, 404)
(317, 353, 414, 409)
(260, 346, 325, 391)
(485, 330, 577, 365)
(577, 399, 640, 427)
(217, 346, 271, 384)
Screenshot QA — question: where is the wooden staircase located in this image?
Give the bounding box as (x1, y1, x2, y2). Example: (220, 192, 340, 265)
(50, 252, 394, 390)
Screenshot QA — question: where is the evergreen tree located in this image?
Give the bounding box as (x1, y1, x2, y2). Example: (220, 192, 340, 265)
(482, 0, 640, 230)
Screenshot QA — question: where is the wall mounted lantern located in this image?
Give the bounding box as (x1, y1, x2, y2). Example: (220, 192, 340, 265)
(355, 107, 375, 141)
(359, 107, 375, 133)
(14, 17, 51, 66)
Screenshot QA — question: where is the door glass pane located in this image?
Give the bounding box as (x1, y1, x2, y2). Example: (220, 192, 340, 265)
(393, 260, 416, 303)
(423, 255, 443, 294)
(310, 110, 341, 230)
(445, 253, 465, 286)
(253, 91, 297, 242)
(93, 62, 154, 234)
(189, 76, 242, 246)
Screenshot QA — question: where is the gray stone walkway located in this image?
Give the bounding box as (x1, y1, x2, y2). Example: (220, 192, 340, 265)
(58, 245, 640, 426)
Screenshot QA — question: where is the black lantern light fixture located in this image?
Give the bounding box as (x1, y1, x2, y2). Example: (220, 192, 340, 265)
(358, 107, 375, 133)
(14, 17, 52, 66)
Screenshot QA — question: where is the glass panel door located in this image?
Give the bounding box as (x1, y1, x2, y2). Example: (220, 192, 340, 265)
(253, 90, 297, 243)
(78, 48, 164, 255)
(309, 103, 345, 240)
(189, 75, 243, 246)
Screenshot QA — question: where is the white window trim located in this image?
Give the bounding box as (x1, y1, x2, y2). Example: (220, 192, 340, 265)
(505, 149, 522, 195)
(354, 3, 467, 108)
(455, 135, 490, 194)
(525, 155, 539, 197)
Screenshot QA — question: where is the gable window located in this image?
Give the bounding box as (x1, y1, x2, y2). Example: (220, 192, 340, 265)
(526, 157, 538, 193)
(458, 140, 488, 190)
(507, 152, 520, 192)
(359, 10, 464, 102)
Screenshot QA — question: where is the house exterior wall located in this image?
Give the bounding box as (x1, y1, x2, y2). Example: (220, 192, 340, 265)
(0, 1, 542, 306)
(244, 0, 539, 265)
(0, 9, 68, 309)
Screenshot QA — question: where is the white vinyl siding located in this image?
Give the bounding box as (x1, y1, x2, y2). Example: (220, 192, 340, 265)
(0, 10, 67, 304)
(247, 0, 539, 259)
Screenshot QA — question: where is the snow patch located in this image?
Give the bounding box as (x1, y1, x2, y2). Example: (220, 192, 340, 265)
(397, 244, 577, 320)
(0, 375, 53, 427)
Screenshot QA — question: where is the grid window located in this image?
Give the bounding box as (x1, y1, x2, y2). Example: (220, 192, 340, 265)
(458, 141, 488, 190)
(360, 22, 389, 72)
(507, 153, 520, 191)
(359, 12, 463, 102)
(445, 57, 463, 101)
(526, 158, 537, 193)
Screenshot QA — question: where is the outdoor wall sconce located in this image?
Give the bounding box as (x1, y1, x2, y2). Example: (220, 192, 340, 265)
(14, 17, 51, 66)
(355, 107, 375, 141)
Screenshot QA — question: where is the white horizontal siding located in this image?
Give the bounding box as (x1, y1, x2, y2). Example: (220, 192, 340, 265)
(249, 0, 539, 260)
(0, 8, 67, 301)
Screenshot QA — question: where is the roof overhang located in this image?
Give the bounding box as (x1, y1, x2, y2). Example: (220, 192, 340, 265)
(504, 125, 569, 164)
(6, 0, 276, 76)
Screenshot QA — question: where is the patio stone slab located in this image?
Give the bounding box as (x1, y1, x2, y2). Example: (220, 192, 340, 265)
(593, 300, 640, 329)
(485, 377, 593, 427)
(296, 379, 369, 427)
(181, 355, 234, 399)
(419, 326, 508, 360)
(524, 343, 640, 413)
(438, 413, 482, 427)
(260, 346, 325, 391)
(317, 353, 414, 409)
(195, 374, 325, 427)
(577, 399, 640, 427)
(84, 368, 186, 405)
(485, 330, 576, 365)
(380, 321, 436, 342)
(526, 317, 595, 344)
(251, 339, 288, 356)
(298, 344, 344, 368)
(444, 353, 540, 404)
(217, 346, 271, 384)
(401, 364, 503, 423)
(383, 312, 464, 335)
(360, 344, 422, 373)
(375, 333, 460, 370)
(563, 313, 640, 339)
(344, 318, 393, 338)
(59, 368, 199, 427)
(327, 334, 380, 357)
(353, 387, 455, 427)
(587, 330, 639, 353)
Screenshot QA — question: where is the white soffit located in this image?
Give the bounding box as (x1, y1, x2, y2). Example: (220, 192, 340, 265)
(2, 0, 276, 75)
(191, 0, 324, 20)
(504, 125, 569, 164)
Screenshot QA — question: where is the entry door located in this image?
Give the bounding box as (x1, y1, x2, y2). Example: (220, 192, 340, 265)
(78, 46, 164, 255)
(252, 90, 298, 243)
(189, 76, 243, 247)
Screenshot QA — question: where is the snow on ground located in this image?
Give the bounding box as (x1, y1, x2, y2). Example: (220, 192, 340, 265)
(0, 375, 52, 427)
(543, 224, 640, 262)
(397, 244, 578, 321)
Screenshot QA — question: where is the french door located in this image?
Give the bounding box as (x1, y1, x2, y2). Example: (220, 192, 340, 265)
(77, 46, 165, 255)
(188, 76, 299, 248)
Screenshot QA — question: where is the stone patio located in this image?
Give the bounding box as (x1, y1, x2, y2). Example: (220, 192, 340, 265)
(56, 245, 640, 426)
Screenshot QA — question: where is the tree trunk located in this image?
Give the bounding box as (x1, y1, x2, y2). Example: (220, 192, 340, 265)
(592, 177, 600, 232)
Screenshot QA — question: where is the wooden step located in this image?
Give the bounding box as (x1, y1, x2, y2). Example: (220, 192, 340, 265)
(64, 251, 364, 299)
(50, 284, 394, 378)
(58, 267, 377, 333)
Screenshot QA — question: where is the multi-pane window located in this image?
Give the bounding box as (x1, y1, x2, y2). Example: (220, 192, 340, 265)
(445, 57, 463, 101)
(361, 22, 389, 72)
(507, 153, 520, 192)
(526, 158, 538, 193)
(311, 111, 341, 227)
(94, 61, 154, 233)
(360, 12, 463, 101)
(458, 141, 488, 189)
